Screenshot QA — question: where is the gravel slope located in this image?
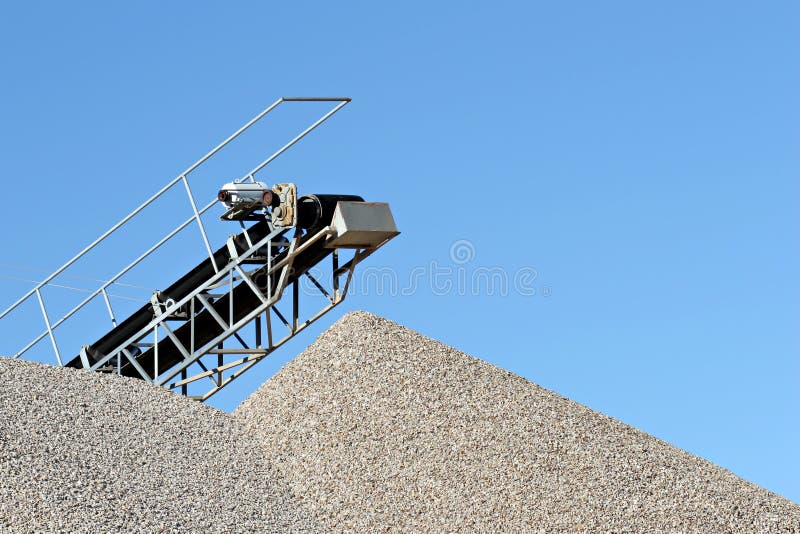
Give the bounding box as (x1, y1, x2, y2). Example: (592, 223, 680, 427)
(236, 311, 800, 533)
(0, 358, 317, 533)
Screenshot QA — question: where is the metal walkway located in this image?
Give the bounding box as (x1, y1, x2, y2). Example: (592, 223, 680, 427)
(0, 97, 398, 401)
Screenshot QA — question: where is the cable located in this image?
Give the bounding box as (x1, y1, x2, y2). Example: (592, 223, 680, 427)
(0, 274, 147, 303)
(0, 262, 153, 291)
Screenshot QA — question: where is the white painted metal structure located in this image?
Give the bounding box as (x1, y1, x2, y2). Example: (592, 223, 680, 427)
(0, 97, 398, 401)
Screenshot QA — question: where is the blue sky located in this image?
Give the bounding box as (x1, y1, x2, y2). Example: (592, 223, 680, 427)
(0, 2, 797, 503)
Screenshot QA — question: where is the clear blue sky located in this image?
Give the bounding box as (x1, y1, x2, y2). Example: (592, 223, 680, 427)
(0, 2, 797, 503)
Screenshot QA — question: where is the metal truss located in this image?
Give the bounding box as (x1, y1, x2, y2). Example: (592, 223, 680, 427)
(79, 225, 388, 401)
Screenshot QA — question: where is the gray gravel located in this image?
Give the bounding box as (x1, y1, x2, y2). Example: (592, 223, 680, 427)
(0, 357, 317, 533)
(236, 311, 800, 533)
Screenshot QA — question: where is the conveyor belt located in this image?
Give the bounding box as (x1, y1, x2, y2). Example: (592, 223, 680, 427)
(66, 194, 363, 378)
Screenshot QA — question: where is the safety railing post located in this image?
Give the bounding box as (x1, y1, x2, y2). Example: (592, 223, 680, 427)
(182, 175, 218, 272)
(35, 288, 62, 366)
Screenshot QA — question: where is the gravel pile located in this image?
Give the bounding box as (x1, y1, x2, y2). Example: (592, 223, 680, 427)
(0, 358, 317, 533)
(236, 311, 800, 532)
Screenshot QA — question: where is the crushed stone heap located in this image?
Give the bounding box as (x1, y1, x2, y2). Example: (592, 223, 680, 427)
(0, 358, 316, 533)
(236, 311, 800, 532)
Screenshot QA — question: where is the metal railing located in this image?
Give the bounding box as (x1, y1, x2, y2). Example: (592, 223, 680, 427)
(0, 97, 351, 364)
